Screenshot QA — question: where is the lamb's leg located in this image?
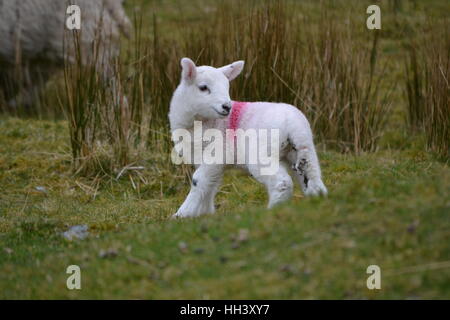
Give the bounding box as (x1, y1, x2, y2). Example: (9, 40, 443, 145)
(173, 164, 224, 218)
(249, 161, 294, 208)
(287, 150, 307, 192)
(206, 177, 223, 213)
(288, 144, 327, 197)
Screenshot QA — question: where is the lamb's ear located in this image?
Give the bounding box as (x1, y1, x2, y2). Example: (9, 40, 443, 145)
(181, 58, 197, 83)
(219, 61, 245, 81)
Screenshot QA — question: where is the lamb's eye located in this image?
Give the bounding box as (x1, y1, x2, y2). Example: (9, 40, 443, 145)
(198, 85, 209, 93)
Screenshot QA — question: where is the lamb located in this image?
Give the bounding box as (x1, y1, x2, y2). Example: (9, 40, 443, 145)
(169, 57, 327, 218)
(0, 0, 131, 108)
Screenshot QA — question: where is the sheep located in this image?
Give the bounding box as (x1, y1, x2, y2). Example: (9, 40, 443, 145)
(169, 57, 327, 218)
(0, 0, 131, 108)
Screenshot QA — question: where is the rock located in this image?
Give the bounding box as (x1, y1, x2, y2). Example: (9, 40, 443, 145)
(99, 248, 118, 259)
(178, 241, 188, 253)
(61, 225, 89, 241)
(407, 220, 420, 233)
(194, 247, 205, 254)
(280, 264, 295, 275)
(237, 229, 249, 243)
(35, 186, 47, 193)
(231, 241, 240, 249)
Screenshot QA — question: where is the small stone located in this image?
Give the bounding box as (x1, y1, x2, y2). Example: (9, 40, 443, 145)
(280, 264, 295, 275)
(35, 186, 47, 193)
(193, 247, 205, 254)
(342, 239, 356, 248)
(178, 241, 188, 253)
(99, 248, 118, 259)
(4, 247, 13, 254)
(148, 271, 160, 281)
(290, 242, 299, 250)
(407, 220, 420, 233)
(127, 256, 143, 265)
(237, 229, 249, 243)
(61, 225, 89, 241)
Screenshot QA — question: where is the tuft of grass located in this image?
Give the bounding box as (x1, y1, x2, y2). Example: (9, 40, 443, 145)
(405, 20, 450, 160)
(61, 12, 181, 177)
(62, 0, 395, 172)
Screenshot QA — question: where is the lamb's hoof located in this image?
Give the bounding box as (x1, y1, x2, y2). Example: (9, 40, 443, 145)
(171, 209, 214, 219)
(304, 181, 328, 197)
(171, 211, 193, 219)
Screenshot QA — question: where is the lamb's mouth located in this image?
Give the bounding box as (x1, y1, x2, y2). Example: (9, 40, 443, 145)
(213, 108, 230, 117)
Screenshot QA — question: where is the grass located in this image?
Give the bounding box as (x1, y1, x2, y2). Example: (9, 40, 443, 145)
(0, 117, 449, 299)
(405, 20, 449, 159)
(0, 0, 449, 299)
(60, 0, 402, 176)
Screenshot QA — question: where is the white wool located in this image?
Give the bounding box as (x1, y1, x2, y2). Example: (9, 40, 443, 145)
(169, 58, 327, 218)
(0, 0, 131, 106)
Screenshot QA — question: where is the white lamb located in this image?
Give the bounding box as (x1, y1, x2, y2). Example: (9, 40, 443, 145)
(169, 58, 327, 218)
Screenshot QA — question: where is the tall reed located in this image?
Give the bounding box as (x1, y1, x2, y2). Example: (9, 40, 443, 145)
(405, 21, 449, 159)
(62, 26, 145, 176)
(36, 0, 396, 177)
(173, 0, 391, 152)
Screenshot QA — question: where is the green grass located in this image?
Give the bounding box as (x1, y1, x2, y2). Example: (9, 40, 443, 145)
(1, 117, 449, 299)
(1, 0, 449, 299)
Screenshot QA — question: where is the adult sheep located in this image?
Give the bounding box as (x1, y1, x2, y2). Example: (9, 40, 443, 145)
(0, 0, 131, 108)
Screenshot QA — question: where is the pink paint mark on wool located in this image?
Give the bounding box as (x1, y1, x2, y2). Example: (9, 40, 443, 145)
(228, 101, 248, 131)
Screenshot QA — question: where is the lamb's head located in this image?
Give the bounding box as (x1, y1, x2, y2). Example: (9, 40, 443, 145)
(175, 57, 245, 120)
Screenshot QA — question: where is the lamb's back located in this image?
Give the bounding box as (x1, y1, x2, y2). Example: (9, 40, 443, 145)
(239, 102, 310, 132)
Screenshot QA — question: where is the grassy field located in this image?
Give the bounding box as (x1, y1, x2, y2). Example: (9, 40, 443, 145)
(0, 0, 449, 299)
(0, 117, 449, 299)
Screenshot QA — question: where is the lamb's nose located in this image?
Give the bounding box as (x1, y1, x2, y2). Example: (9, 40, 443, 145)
(222, 103, 231, 113)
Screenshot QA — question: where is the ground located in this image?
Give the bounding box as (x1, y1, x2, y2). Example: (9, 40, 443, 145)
(0, 117, 449, 299)
(0, 0, 449, 299)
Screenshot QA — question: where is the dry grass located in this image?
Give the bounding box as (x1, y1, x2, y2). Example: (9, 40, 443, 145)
(64, 0, 393, 176)
(2, 0, 446, 173)
(405, 20, 450, 160)
(177, 1, 392, 152)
